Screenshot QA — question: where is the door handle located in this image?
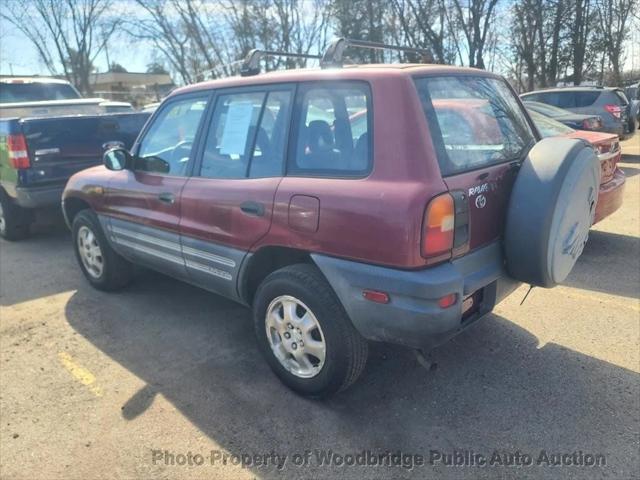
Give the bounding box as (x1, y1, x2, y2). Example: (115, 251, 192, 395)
(240, 201, 265, 217)
(158, 192, 175, 204)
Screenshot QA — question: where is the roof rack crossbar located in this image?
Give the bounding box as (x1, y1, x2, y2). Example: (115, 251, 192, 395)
(240, 49, 322, 76)
(320, 38, 433, 68)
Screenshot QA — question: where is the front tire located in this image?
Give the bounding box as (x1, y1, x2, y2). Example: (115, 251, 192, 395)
(72, 209, 133, 291)
(253, 264, 368, 398)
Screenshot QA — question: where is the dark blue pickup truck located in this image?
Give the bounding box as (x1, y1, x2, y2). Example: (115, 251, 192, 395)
(0, 78, 150, 240)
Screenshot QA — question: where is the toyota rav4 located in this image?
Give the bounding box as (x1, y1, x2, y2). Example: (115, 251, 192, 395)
(62, 40, 599, 397)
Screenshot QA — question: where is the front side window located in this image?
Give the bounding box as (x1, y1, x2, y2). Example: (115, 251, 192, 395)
(415, 76, 535, 175)
(290, 84, 371, 176)
(199, 89, 292, 179)
(136, 96, 208, 176)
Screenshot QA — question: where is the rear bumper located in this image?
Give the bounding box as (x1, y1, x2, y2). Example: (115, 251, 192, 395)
(594, 168, 625, 224)
(13, 184, 64, 209)
(312, 242, 521, 350)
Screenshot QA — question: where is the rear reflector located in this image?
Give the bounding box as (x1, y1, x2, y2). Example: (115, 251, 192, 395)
(7, 134, 30, 169)
(422, 193, 455, 259)
(362, 289, 390, 304)
(438, 293, 457, 309)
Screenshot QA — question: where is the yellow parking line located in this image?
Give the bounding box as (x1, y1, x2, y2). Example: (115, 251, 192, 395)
(57, 352, 103, 397)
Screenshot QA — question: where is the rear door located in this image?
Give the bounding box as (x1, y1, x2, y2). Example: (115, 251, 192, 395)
(179, 85, 294, 299)
(415, 75, 536, 253)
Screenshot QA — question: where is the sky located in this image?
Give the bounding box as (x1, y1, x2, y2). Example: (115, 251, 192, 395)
(1, 7, 638, 82)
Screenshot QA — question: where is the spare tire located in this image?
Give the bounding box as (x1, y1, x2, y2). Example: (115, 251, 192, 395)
(505, 137, 600, 288)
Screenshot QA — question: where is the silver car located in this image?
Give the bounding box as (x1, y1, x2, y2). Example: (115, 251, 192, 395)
(521, 87, 634, 139)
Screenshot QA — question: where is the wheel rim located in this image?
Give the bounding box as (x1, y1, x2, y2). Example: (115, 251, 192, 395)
(265, 295, 326, 379)
(0, 201, 5, 234)
(77, 225, 104, 279)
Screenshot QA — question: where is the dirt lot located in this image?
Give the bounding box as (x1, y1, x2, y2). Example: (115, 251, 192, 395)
(1, 136, 639, 480)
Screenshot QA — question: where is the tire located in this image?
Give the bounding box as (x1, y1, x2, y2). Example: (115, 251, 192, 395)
(0, 191, 31, 241)
(504, 137, 600, 288)
(72, 209, 133, 291)
(253, 264, 368, 398)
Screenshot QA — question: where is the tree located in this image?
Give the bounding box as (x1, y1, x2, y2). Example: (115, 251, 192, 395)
(390, 0, 455, 64)
(109, 62, 127, 73)
(1, 0, 119, 94)
(448, 0, 500, 68)
(146, 62, 169, 74)
(595, 0, 637, 86)
(568, 0, 595, 85)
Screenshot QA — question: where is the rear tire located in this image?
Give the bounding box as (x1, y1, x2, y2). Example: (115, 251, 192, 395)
(253, 264, 368, 398)
(72, 209, 133, 291)
(0, 191, 31, 241)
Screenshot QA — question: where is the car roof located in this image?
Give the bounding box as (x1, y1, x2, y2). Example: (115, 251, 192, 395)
(172, 64, 497, 97)
(522, 86, 621, 95)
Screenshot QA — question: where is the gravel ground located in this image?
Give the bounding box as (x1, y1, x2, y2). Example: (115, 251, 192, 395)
(1, 135, 638, 480)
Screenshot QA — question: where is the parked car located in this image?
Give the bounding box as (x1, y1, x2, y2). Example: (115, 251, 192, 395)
(523, 100, 603, 131)
(62, 41, 600, 397)
(0, 77, 134, 117)
(528, 110, 625, 223)
(0, 77, 150, 240)
(521, 87, 633, 139)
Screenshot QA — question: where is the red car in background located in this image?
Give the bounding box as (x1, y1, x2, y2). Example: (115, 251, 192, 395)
(528, 110, 625, 224)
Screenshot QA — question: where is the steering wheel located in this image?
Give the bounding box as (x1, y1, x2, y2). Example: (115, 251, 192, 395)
(170, 140, 193, 174)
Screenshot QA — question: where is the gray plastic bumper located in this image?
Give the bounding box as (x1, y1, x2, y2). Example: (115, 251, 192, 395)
(312, 242, 521, 350)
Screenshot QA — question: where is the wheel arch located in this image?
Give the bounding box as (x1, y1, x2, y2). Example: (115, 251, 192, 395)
(238, 246, 315, 306)
(62, 196, 92, 229)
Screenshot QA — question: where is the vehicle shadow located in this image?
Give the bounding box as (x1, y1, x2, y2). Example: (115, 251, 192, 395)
(620, 152, 639, 164)
(619, 165, 639, 178)
(564, 230, 640, 299)
(0, 218, 74, 306)
(63, 271, 639, 479)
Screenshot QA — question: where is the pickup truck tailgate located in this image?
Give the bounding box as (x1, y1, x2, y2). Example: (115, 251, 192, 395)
(20, 112, 150, 188)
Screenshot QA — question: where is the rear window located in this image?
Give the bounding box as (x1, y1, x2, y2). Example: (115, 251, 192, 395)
(415, 76, 535, 176)
(527, 90, 600, 108)
(612, 90, 629, 106)
(0, 82, 80, 103)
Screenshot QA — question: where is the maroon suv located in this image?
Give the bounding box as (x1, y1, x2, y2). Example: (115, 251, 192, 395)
(63, 50, 599, 396)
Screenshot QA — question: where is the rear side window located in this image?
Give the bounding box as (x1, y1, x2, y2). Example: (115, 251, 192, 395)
(415, 76, 535, 176)
(574, 91, 600, 107)
(289, 83, 371, 176)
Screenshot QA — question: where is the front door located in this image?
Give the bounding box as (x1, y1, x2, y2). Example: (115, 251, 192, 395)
(102, 94, 209, 280)
(179, 86, 294, 298)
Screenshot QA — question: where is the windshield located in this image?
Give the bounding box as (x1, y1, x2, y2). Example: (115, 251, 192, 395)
(415, 75, 535, 175)
(528, 110, 575, 138)
(0, 82, 80, 103)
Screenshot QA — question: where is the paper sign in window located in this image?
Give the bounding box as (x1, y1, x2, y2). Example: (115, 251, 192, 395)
(220, 102, 254, 156)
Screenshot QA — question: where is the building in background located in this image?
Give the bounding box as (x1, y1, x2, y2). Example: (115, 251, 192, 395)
(89, 72, 174, 108)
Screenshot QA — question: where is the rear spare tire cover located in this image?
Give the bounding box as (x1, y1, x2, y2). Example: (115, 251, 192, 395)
(505, 137, 600, 288)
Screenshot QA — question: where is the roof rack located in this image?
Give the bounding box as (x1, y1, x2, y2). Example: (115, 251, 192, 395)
(240, 49, 322, 76)
(320, 38, 433, 68)
(237, 38, 434, 77)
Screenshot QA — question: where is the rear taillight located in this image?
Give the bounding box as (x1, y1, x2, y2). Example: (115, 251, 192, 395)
(7, 134, 30, 169)
(604, 104, 622, 119)
(422, 193, 455, 260)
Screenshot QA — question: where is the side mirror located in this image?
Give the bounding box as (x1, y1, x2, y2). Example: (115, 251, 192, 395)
(103, 147, 132, 171)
